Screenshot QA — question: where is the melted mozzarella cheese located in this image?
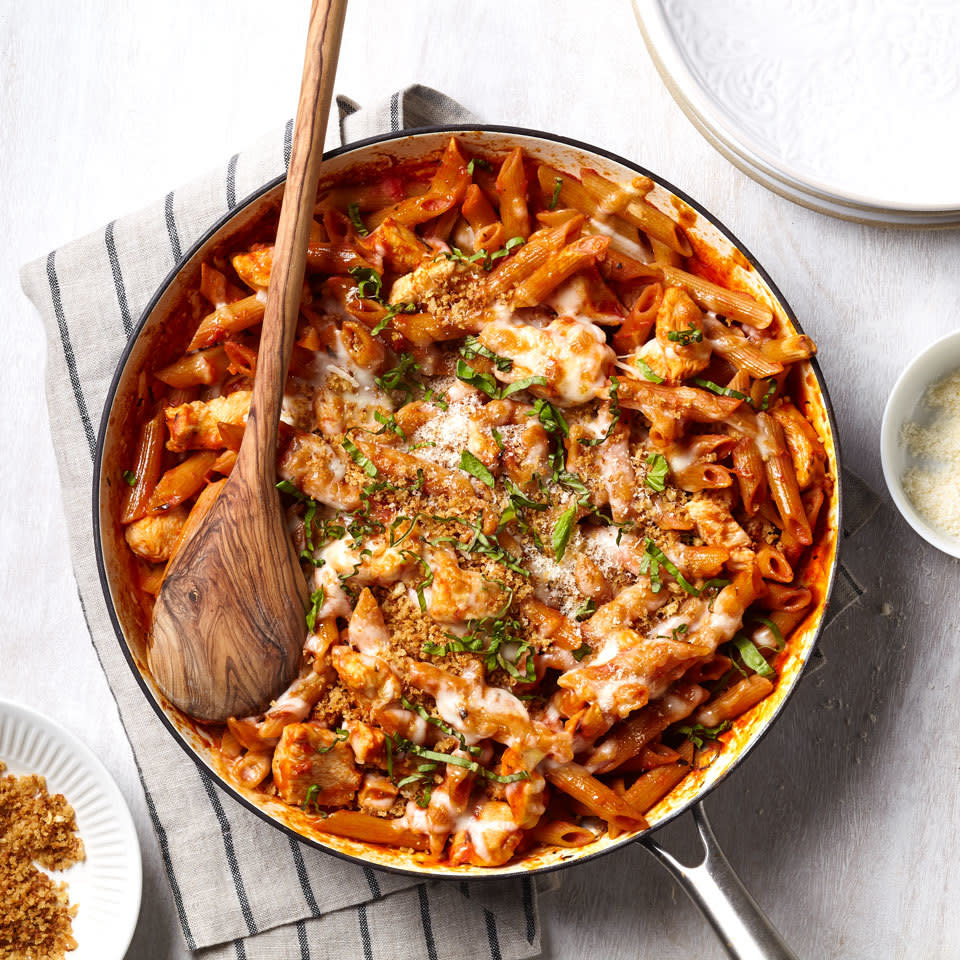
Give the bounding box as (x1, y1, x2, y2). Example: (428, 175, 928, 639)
(479, 314, 613, 406)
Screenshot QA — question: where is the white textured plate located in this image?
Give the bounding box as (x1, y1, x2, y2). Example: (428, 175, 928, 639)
(0, 700, 142, 959)
(634, 0, 960, 226)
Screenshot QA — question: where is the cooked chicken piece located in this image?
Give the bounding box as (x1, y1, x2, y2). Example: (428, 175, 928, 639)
(278, 430, 362, 511)
(686, 493, 751, 549)
(479, 315, 614, 406)
(271, 722, 362, 807)
(357, 773, 398, 813)
(124, 506, 188, 562)
(636, 287, 711, 382)
(331, 646, 401, 713)
(347, 721, 387, 767)
(164, 390, 251, 452)
(449, 800, 523, 867)
(423, 547, 509, 624)
(388, 259, 486, 344)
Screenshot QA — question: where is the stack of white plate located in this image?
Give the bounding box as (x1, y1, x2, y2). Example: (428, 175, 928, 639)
(634, 0, 960, 227)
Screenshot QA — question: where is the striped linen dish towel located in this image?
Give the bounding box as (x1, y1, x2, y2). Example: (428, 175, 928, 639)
(19, 86, 546, 960)
(20, 84, 875, 959)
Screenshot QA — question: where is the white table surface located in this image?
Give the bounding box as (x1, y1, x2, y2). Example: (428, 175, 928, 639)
(2, 2, 958, 958)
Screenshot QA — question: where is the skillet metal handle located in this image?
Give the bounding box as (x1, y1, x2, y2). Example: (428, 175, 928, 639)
(639, 802, 798, 960)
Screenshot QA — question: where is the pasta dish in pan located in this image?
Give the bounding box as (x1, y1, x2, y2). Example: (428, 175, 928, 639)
(118, 138, 831, 867)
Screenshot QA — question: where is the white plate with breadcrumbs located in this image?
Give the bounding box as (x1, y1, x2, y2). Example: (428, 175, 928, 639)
(0, 700, 142, 958)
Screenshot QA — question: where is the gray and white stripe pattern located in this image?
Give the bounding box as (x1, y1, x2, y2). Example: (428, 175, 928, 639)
(21, 84, 873, 958)
(21, 86, 539, 960)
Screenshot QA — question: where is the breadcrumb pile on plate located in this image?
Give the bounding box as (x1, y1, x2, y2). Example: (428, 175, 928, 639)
(0, 761, 85, 959)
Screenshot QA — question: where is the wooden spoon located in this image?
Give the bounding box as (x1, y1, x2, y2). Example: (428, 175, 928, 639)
(148, 0, 348, 723)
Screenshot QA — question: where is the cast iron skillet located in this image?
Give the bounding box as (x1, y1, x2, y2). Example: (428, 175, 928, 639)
(93, 125, 842, 960)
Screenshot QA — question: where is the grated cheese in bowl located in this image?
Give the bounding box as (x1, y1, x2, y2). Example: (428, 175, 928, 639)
(900, 368, 960, 538)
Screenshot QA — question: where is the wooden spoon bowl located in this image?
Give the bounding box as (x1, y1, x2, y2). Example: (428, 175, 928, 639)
(148, 0, 347, 723)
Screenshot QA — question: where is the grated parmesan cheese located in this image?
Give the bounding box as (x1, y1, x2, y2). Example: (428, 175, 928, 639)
(900, 368, 960, 537)
(408, 387, 482, 471)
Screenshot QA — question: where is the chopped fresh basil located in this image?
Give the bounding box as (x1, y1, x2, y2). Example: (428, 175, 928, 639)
(122, 469, 137, 486)
(305, 585, 325, 631)
(503, 477, 547, 511)
(485, 236, 525, 269)
(388, 514, 419, 547)
(302, 498, 317, 555)
(395, 773, 425, 790)
(573, 598, 596, 622)
(657, 622, 689, 642)
(549, 176, 563, 210)
(499, 478, 546, 549)
(347, 202, 369, 237)
(276, 478, 307, 500)
(400, 551, 433, 612)
(552, 503, 578, 561)
(491, 427, 505, 451)
(759, 377, 778, 411)
(400, 696, 481, 755)
(459, 450, 495, 488)
(376, 352, 422, 401)
(348, 265, 383, 301)
(501, 374, 548, 398)
(455, 359, 500, 399)
(460, 335, 513, 371)
(440, 237, 525, 271)
(373, 409, 406, 439)
(466, 157, 491, 175)
(666, 321, 703, 345)
(701, 578, 730, 592)
(530, 397, 569, 438)
(752, 615, 785, 650)
(387, 733, 530, 784)
(371, 301, 416, 336)
(732, 634, 775, 677)
(315, 727, 349, 754)
(557, 470, 590, 499)
(639, 538, 700, 595)
(572, 642, 592, 661)
(677, 721, 729, 749)
(635, 357, 664, 383)
(694, 378, 750, 403)
(645, 452, 669, 492)
(426, 609, 535, 681)
(430, 514, 530, 576)
(455, 359, 545, 400)
(302, 784, 321, 812)
(342, 436, 378, 477)
(578, 378, 620, 447)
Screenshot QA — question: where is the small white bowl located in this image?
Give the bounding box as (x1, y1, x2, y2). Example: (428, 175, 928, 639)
(881, 329, 960, 558)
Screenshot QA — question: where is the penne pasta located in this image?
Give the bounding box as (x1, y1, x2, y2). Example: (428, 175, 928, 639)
(529, 819, 597, 848)
(757, 544, 793, 583)
(495, 147, 530, 239)
(694, 675, 775, 729)
(661, 266, 773, 328)
(512, 235, 609, 308)
(624, 742, 695, 812)
(545, 762, 649, 832)
(121, 412, 166, 524)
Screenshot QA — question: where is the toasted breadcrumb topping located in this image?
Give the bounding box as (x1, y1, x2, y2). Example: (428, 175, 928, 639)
(0, 762, 85, 959)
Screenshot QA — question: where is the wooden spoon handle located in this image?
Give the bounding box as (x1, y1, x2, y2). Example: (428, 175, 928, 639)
(241, 0, 347, 482)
